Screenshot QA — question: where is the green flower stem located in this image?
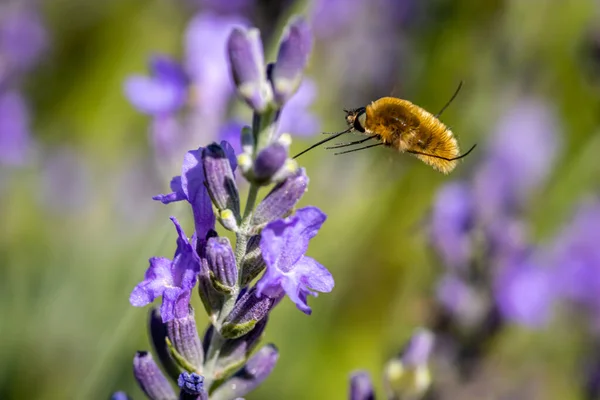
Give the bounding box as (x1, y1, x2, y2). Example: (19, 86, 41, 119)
(204, 107, 279, 390)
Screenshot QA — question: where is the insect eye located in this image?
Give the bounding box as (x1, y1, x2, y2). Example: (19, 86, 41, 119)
(353, 110, 366, 132)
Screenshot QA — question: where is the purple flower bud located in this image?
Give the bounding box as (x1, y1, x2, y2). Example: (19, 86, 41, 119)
(401, 329, 435, 368)
(349, 371, 375, 400)
(227, 27, 272, 112)
(166, 306, 204, 369)
(203, 142, 240, 216)
(110, 392, 131, 400)
(271, 17, 312, 105)
(133, 351, 177, 400)
(218, 209, 239, 232)
(240, 235, 266, 286)
(197, 258, 225, 321)
(206, 236, 238, 293)
(210, 345, 279, 400)
(253, 143, 288, 182)
(221, 287, 281, 339)
(384, 329, 434, 398)
(215, 318, 268, 378)
(178, 372, 208, 400)
(252, 168, 308, 226)
(149, 308, 181, 380)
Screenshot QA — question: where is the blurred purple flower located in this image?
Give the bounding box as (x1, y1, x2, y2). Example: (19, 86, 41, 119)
(0, 90, 32, 166)
(185, 13, 245, 116)
(256, 206, 333, 314)
(124, 55, 188, 116)
(551, 200, 600, 311)
(349, 371, 375, 400)
(0, 5, 47, 76)
(39, 146, 93, 213)
(495, 253, 556, 328)
(218, 120, 245, 154)
(436, 274, 487, 327)
(277, 79, 320, 137)
(401, 328, 435, 367)
(271, 17, 313, 105)
(430, 181, 474, 270)
(185, 0, 254, 14)
(474, 99, 560, 219)
(130, 217, 200, 322)
(149, 115, 183, 162)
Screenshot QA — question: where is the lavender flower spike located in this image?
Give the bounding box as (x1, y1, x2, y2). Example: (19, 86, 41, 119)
(256, 206, 333, 314)
(227, 27, 272, 112)
(271, 17, 313, 105)
(349, 371, 376, 400)
(130, 217, 200, 322)
(133, 351, 177, 400)
(210, 345, 279, 400)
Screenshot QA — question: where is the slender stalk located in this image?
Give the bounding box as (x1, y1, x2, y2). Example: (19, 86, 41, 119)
(204, 106, 278, 390)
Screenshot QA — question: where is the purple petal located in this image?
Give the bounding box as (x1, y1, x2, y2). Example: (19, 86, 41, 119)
(181, 149, 216, 239)
(259, 206, 326, 273)
(124, 76, 182, 116)
(220, 139, 238, 171)
(124, 55, 187, 116)
(129, 257, 173, 307)
(294, 256, 334, 293)
(256, 207, 332, 314)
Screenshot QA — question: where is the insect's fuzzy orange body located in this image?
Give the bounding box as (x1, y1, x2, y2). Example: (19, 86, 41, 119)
(292, 83, 473, 170)
(363, 97, 460, 174)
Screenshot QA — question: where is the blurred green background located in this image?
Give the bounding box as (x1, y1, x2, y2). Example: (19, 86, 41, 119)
(2, 0, 600, 399)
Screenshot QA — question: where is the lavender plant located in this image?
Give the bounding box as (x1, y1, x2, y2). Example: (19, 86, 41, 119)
(116, 16, 335, 399)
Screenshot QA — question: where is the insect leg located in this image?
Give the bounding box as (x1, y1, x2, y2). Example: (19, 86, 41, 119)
(333, 143, 384, 155)
(325, 136, 377, 150)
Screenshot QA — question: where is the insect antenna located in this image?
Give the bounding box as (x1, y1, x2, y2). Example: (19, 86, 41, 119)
(333, 143, 384, 155)
(407, 143, 477, 162)
(434, 81, 463, 118)
(293, 128, 353, 159)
